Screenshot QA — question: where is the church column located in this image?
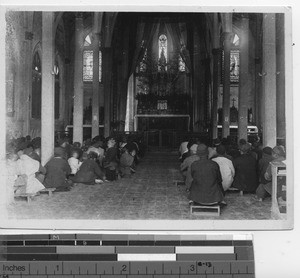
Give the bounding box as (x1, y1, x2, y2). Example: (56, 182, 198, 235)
(211, 14, 221, 139)
(192, 27, 200, 132)
(211, 48, 221, 139)
(262, 13, 277, 147)
(92, 32, 100, 139)
(238, 15, 250, 141)
(276, 13, 285, 144)
(103, 47, 113, 137)
(73, 13, 84, 144)
(41, 12, 55, 165)
(222, 31, 233, 138)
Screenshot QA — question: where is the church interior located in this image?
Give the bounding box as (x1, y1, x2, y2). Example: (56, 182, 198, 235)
(4, 11, 288, 220)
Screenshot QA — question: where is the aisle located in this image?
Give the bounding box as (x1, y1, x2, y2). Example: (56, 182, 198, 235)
(8, 151, 272, 220)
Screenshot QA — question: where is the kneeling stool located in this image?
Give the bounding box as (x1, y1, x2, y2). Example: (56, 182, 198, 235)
(39, 188, 56, 196)
(190, 202, 220, 216)
(14, 193, 37, 203)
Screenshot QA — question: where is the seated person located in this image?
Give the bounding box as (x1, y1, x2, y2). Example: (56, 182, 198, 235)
(232, 142, 258, 193)
(103, 137, 119, 181)
(119, 136, 128, 156)
(256, 146, 286, 201)
(70, 152, 105, 184)
(208, 138, 221, 159)
(87, 141, 105, 166)
(258, 146, 273, 184)
(212, 144, 235, 191)
(125, 138, 140, 165)
(179, 139, 189, 161)
(68, 148, 82, 176)
(6, 151, 19, 204)
(180, 144, 199, 189)
(57, 137, 71, 159)
(189, 144, 225, 206)
(24, 143, 41, 162)
(44, 147, 73, 192)
(181, 139, 196, 163)
(120, 147, 136, 178)
(15, 147, 46, 194)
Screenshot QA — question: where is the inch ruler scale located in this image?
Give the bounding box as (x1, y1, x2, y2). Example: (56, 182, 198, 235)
(0, 234, 255, 278)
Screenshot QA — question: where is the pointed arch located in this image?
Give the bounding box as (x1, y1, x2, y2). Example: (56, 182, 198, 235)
(31, 44, 42, 119)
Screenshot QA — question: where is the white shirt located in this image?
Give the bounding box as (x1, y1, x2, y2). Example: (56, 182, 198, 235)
(179, 141, 189, 157)
(212, 156, 235, 191)
(68, 157, 82, 175)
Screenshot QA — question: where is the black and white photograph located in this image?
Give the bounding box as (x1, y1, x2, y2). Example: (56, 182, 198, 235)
(0, 5, 293, 230)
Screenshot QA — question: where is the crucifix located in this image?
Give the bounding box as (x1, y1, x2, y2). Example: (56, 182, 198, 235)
(232, 97, 236, 107)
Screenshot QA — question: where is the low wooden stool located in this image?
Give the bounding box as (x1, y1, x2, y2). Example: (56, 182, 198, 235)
(228, 187, 243, 196)
(14, 193, 37, 203)
(39, 188, 56, 196)
(190, 203, 220, 216)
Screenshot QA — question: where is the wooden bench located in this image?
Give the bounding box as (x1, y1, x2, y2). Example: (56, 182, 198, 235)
(190, 203, 220, 216)
(39, 188, 56, 196)
(14, 193, 37, 203)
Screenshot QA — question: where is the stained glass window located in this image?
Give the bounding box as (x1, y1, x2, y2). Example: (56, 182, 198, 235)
(158, 34, 167, 71)
(179, 55, 186, 72)
(32, 52, 42, 119)
(159, 34, 167, 61)
(83, 50, 93, 81)
(83, 33, 102, 82)
(230, 50, 239, 82)
(84, 34, 92, 46)
(139, 49, 147, 72)
(233, 33, 240, 46)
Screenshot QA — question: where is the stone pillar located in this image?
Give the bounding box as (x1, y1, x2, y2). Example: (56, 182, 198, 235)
(41, 12, 55, 165)
(262, 13, 277, 147)
(92, 32, 100, 139)
(102, 47, 113, 137)
(211, 48, 221, 139)
(238, 15, 250, 142)
(193, 28, 200, 132)
(127, 74, 134, 131)
(276, 13, 286, 144)
(73, 13, 84, 144)
(222, 32, 233, 138)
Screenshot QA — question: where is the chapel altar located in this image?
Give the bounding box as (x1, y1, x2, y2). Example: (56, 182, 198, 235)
(133, 22, 191, 136)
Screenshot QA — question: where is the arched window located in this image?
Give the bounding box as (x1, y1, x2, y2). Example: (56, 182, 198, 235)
(158, 34, 167, 71)
(83, 33, 102, 82)
(31, 51, 41, 119)
(233, 33, 240, 46)
(178, 55, 186, 72)
(139, 49, 148, 72)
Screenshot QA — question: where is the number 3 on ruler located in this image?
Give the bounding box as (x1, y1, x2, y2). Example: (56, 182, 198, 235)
(190, 265, 195, 272)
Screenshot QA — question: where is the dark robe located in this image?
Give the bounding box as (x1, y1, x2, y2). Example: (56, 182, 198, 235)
(258, 154, 274, 184)
(27, 150, 41, 163)
(103, 147, 118, 170)
(232, 153, 258, 192)
(189, 158, 224, 204)
(44, 157, 71, 189)
(120, 152, 134, 177)
(71, 159, 104, 184)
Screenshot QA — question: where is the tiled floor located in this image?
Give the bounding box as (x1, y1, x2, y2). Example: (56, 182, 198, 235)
(8, 151, 272, 220)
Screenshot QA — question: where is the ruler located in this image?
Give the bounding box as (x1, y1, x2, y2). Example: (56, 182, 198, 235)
(0, 234, 255, 278)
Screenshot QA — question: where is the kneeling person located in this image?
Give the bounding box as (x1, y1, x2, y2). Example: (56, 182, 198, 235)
(71, 152, 105, 184)
(120, 147, 136, 178)
(189, 144, 225, 206)
(44, 147, 73, 192)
